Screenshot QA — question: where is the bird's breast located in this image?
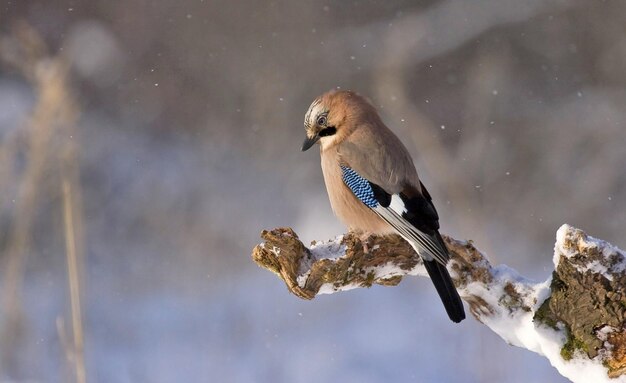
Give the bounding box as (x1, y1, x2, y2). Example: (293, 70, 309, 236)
(320, 149, 393, 234)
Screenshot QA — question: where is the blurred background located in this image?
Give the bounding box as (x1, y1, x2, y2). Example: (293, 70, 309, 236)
(0, 0, 625, 382)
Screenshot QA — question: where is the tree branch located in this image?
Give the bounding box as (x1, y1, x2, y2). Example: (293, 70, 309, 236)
(252, 225, 626, 382)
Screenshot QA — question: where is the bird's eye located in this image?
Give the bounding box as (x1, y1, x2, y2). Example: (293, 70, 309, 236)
(317, 115, 327, 126)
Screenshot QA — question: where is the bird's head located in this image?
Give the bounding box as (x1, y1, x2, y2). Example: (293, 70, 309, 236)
(301, 90, 375, 151)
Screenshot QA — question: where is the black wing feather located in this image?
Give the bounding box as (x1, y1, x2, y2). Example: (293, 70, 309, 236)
(368, 182, 391, 207)
(398, 191, 439, 234)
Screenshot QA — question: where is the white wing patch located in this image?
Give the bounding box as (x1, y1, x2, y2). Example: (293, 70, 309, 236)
(389, 194, 407, 215)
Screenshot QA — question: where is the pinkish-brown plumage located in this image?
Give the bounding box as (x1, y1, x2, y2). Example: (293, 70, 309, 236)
(301, 89, 466, 323)
(305, 90, 421, 234)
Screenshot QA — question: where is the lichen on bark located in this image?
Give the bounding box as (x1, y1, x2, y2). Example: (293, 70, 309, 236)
(533, 226, 626, 377)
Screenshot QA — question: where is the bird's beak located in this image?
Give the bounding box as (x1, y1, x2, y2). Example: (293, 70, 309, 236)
(301, 133, 320, 151)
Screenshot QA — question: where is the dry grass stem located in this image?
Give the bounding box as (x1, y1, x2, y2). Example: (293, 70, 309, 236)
(62, 177, 86, 383)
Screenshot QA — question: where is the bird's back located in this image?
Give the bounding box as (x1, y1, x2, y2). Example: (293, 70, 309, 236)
(338, 120, 421, 195)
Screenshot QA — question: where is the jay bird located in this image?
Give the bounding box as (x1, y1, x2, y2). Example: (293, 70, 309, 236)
(301, 90, 465, 323)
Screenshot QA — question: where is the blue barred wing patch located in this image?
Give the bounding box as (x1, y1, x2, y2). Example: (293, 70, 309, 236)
(340, 166, 378, 208)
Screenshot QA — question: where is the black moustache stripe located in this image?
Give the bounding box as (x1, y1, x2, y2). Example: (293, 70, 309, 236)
(318, 127, 337, 137)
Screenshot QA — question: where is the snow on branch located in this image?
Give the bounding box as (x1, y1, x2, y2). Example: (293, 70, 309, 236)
(251, 225, 626, 382)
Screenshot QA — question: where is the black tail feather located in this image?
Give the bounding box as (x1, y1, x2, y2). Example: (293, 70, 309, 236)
(423, 259, 465, 323)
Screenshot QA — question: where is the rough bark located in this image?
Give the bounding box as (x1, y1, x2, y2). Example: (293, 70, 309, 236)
(252, 225, 626, 382)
